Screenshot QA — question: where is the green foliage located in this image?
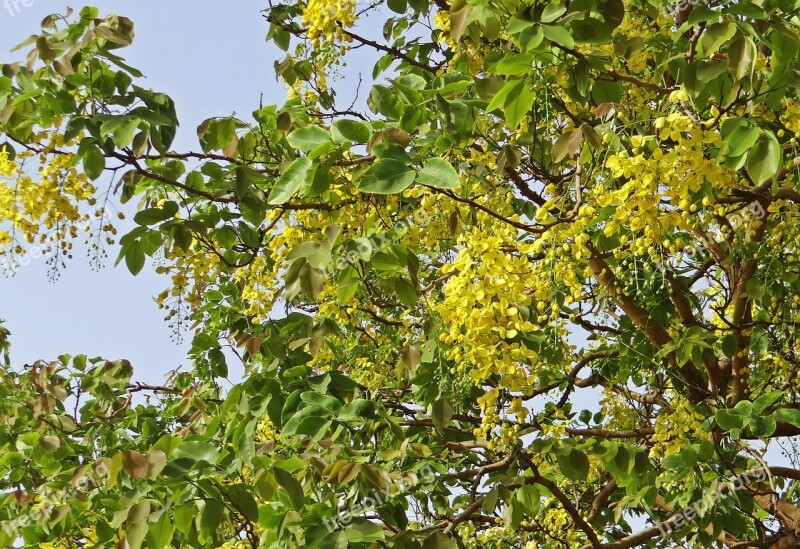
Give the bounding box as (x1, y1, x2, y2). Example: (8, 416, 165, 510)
(2, 1, 800, 548)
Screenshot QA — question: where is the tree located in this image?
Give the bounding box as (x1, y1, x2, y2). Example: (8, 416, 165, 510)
(1, 0, 800, 547)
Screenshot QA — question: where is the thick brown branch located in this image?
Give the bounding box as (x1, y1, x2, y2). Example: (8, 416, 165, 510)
(528, 460, 601, 547)
(557, 349, 619, 406)
(587, 247, 708, 401)
(729, 199, 769, 402)
(564, 426, 654, 439)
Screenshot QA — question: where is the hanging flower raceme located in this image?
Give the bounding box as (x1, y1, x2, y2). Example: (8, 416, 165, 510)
(300, 0, 358, 74)
(0, 140, 98, 277)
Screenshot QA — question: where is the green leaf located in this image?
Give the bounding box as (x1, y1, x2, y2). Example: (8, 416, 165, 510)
(200, 499, 226, 531)
(557, 448, 589, 481)
(591, 80, 623, 104)
(0, 142, 15, 161)
(84, 146, 106, 181)
(332, 119, 371, 143)
(387, 0, 407, 14)
(749, 415, 776, 438)
(173, 441, 220, 464)
(169, 504, 194, 535)
(317, 532, 348, 549)
(338, 399, 377, 422)
(357, 159, 416, 194)
(540, 4, 566, 23)
(752, 390, 783, 414)
(273, 467, 305, 510)
(125, 240, 145, 276)
(432, 398, 453, 432)
(368, 85, 403, 119)
(661, 446, 698, 470)
(134, 201, 179, 225)
(542, 25, 574, 49)
(299, 263, 325, 300)
(613, 445, 634, 475)
(504, 82, 535, 129)
(772, 408, 800, 427)
(504, 498, 523, 529)
(734, 400, 753, 416)
(486, 79, 524, 112)
(148, 512, 175, 549)
(126, 501, 151, 549)
(514, 485, 540, 516)
(282, 405, 328, 436)
(227, 485, 259, 521)
(268, 157, 314, 205)
(286, 126, 331, 151)
(715, 409, 746, 431)
(424, 532, 455, 549)
(345, 518, 385, 542)
(725, 123, 760, 158)
(728, 35, 755, 80)
(272, 27, 291, 51)
(721, 334, 738, 359)
(698, 22, 736, 58)
(518, 25, 545, 52)
(747, 133, 781, 184)
(394, 277, 420, 308)
(450, 6, 471, 43)
(113, 120, 141, 148)
(417, 158, 460, 189)
(494, 52, 535, 75)
(300, 392, 342, 414)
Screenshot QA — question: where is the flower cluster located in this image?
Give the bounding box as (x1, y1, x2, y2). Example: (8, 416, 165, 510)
(301, 0, 358, 74)
(0, 138, 98, 278)
(650, 394, 705, 459)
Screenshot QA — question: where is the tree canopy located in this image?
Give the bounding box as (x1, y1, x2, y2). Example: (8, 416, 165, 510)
(2, 1, 800, 547)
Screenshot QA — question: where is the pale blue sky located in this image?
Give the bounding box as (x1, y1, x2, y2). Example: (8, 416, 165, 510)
(0, 1, 286, 383)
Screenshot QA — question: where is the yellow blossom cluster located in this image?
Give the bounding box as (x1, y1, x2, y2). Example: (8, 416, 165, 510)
(0, 139, 96, 273)
(38, 529, 98, 549)
(432, 10, 486, 76)
(433, 11, 454, 50)
(0, 151, 15, 248)
(255, 414, 280, 444)
(600, 389, 638, 431)
(302, 0, 357, 46)
(309, 302, 401, 390)
(219, 541, 251, 549)
(650, 393, 706, 459)
(233, 255, 277, 324)
(438, 210, 549, 391)
(155, 246, 220, 329)
(473, 387, 501, 441)
(538, 507, 583, 545)
(598, 114, 739, 262)
(538, 406, 570, 439)
(300, 0, 357, 78)
(752, 349, 800, 392)
(475, 525, 513, 547)
(781, 97, 800, 138)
